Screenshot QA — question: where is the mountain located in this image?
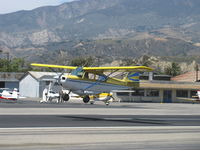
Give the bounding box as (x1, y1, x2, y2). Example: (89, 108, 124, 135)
(0, 0, 200, 66)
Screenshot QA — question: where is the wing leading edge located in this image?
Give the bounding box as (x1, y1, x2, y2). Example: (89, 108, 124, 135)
(31, 63, 77, 70)
(83, 66, 153, 73)
(31, 63, 153, 72)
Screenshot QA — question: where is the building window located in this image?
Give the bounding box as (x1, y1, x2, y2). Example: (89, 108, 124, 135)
(132, 89, 144, 96)
(117, 92, 129, 96)
(146, 89, 159, 97)
(176, 90, 188, 98)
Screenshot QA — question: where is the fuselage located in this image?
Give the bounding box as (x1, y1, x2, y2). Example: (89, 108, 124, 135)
(0, 89, 18, 102)
(60, 74, 136, 95)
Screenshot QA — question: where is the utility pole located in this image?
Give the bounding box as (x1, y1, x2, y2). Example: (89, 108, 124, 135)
(0, 50, 10, 72)
(196, 64, 199, 82)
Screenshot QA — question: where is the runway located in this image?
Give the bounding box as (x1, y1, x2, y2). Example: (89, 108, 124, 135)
(0, 100, 200, 150)
(1, 126, 200, 150)
(1, 115, 200, 128)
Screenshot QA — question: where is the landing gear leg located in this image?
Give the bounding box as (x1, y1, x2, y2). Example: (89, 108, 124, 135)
(105, 101, 110, 106)
(90, 100, 94, 105)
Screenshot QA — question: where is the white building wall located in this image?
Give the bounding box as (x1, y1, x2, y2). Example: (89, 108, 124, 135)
(19, 75, 39, 98)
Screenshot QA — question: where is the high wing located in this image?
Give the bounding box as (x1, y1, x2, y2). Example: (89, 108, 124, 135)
(31, 63, 153, 73)
(83, 66, 153, 73)
(31, 63, 77, 70)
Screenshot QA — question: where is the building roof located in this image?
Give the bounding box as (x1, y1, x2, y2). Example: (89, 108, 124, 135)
(28, 71, 59, 80)
(20, 71, 69, 81)
(140, 80, 200, 90)
(20, 71, 59, 81)
(171, 71, 200, 82)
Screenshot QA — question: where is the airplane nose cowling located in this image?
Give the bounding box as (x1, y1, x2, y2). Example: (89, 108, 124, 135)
(60, 75, 67, 85)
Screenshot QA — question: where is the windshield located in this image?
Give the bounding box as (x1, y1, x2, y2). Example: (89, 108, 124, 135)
(71, 67, 84, 77)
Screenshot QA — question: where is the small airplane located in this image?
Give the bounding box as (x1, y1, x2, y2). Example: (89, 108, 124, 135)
(31, 63, 153, 105)
(41, 88, 60, 103)
(177, 90, 200, 103)
(0, 88, 19, 102)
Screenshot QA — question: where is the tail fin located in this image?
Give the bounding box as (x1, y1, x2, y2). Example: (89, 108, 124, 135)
(123, 72, 140, 87)
(125, 72, 140, 82)
(12, 88, 19, 99)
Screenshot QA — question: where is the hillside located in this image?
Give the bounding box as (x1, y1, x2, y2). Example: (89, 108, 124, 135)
(0, 0, 200, 68)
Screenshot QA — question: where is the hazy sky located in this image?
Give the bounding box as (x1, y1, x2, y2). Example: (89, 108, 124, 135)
(0, 0, 75, 14)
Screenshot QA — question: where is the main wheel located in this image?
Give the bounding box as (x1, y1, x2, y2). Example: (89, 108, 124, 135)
(83, 95, 90, 103)
(62, 93, 69, 101)
(105, 101, 110, 106)
(90, 101, 94, 105)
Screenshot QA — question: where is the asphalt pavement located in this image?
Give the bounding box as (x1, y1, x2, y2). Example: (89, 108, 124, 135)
(0, 99, 200, 150)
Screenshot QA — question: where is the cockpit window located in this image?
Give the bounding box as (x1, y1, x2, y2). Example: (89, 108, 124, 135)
(71, 67, 84, 77)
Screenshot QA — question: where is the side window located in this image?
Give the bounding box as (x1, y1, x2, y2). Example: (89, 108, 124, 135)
(88, 73, 95, 80)
(132, 89, 145, 96)
(83, 73, 106, 81)
(146, 89, 159, 97)
(98, 75, 106, 81)
(190, 90, 197, 98)
(77, 71, 83, 77)
(176, 90, 188, 98)
(117, 92, 129, 96)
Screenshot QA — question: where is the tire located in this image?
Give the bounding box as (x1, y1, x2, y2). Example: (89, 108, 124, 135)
(83, 95, 90, 103)
(62, 93, 69, 101)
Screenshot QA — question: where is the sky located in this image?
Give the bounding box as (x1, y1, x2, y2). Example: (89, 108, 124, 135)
(0, 0, 75, 14)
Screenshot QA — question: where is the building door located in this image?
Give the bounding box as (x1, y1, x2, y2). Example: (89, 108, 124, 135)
(163, 90, 172, 103)
(0, 82, 5, 88)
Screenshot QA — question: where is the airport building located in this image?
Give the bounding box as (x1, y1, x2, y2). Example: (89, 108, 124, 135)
(19, 71, 60, 98)
(0, 72, 24, 89)
(116, 71, 200, 103)
(0, 70, 197, 103)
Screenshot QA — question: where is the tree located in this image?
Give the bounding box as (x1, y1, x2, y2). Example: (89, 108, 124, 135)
(0, 59, 8, 72)
(0, 58, 29, 72)
(164, 62, 181, 76)
(70, 56, 94, 67)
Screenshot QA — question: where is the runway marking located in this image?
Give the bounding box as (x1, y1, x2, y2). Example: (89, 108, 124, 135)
(104, 118, 133, 120)
(1, 126, 200, 130)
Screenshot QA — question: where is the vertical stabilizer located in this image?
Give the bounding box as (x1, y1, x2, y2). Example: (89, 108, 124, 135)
(125, 72, 140, 82)
(123, 72, 140, 87)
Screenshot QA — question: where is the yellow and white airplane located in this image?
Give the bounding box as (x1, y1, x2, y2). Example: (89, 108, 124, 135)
(31, 63, 153, 105)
